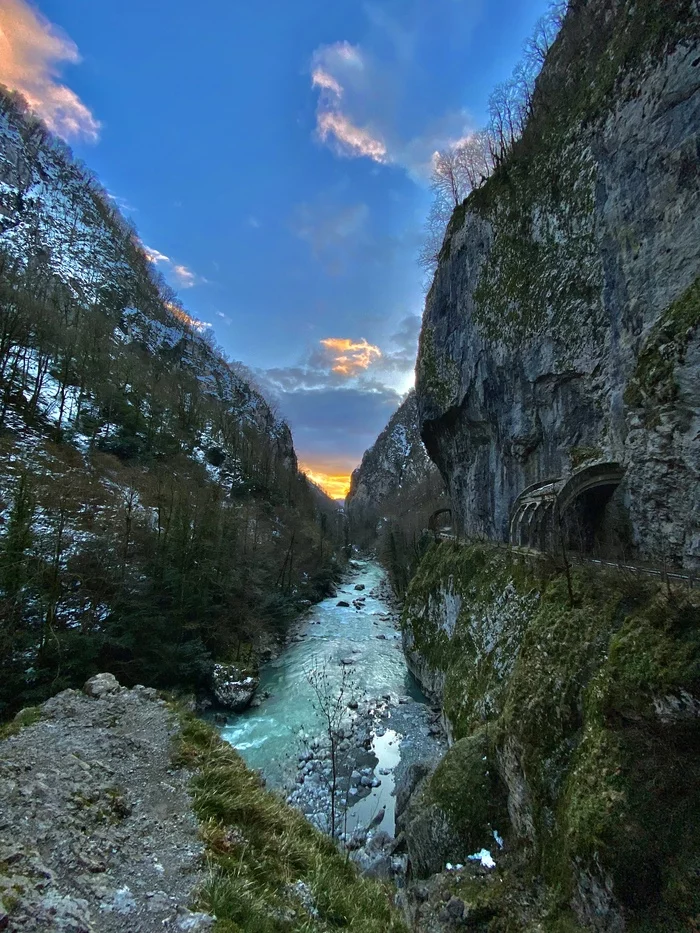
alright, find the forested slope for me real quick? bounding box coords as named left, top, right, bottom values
left=0, top=87, right=341, bottom=716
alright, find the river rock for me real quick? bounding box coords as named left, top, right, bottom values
left=354, top=584, right=366, bottom=591
left=337, top=600, right=350, bottom=608
left=211, top=663, right=259, bottom=712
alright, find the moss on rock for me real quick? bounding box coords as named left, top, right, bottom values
left=428, top=728, right=509, bottom=851
left=402, top=542, right=700, bottom=931
left=173, top=712, right=407, bottom=933
left=624, top=275, right=700, bottom=419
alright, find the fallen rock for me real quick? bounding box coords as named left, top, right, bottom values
left=83, top=672, right=120, bottom=698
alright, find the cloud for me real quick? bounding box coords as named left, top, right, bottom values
left=317, top=111, right=387, bottom=163
left=258, top=326, right=414, bottom=493
left=173, top=263, right=196, bottom=288
left=144, top=245, right=170, bottom=265
left=277, top=385, right=402, bottom=480
left=319, top=337, right=382, bottom=376
left=143, top=244, right=201, bottom=290
left=311, top=41, right=387, bottom=164
left=0, top=0, right=100, bottom=141
left=311, top=67, right=343, bottom=97
left=309, top=4, right=482, bottom=178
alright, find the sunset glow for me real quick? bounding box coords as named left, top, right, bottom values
left=300, top=463, right=352, bottom=500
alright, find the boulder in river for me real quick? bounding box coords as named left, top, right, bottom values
left=354, top=584, right=366, bottom=591
left=337, top=600, right=350, bottom=608
left=211, top=663, right=259, bottom=712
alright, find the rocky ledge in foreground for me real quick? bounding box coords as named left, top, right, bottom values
left=0, top=674, right=213, bottom=933
left=0, top=674, right=407, bottom=933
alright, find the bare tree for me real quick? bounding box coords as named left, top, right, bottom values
left=419, top=133, right=495, bottom=275
left=526, top=1, right=567, bottom=66
left=418, top=193, right=453, bottom=273
left=455, top=130, right=493, bottom=190
left=431, top=148, right=464, bottom=208
left=305, top=660, right=356, bottom=839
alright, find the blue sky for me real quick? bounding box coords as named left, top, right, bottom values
left=2, top=0, right=551, bottom=495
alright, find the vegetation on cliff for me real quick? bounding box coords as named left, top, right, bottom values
left=0, top=86, right=343, bottom=718
left=402, top=542, right=700, bottom=931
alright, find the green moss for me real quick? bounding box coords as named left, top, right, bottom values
left=569, top=447, right=603, bottom=469
left=403, top=541, right=700, bottom=932
left=624, top=276, right=700, bottom=420
left=428, top=728, right=509, bottom=850
left=468, top=142, right=600, bottom=349
left=435, top=1, right=697, bottom=353
left=415, top=326, right=459, bottom=413
left=172, top=710, right=407, bottom=933
left=0, top=706, right=42, bottom=740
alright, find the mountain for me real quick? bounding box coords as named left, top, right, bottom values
left=397, top=2, right=700, bottom=930
left=346, top=391, right=446, bottom=591
left=0, top=86, right=341, bottom=715
left=346, top=392, right=438, bottom=521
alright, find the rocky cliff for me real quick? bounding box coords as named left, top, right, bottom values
left=415, top=0, right=700, bottom=569
left=399, top=542, right=700, bottom=932
left=346, top=391, right=442, bottom=528
left=345, top=392, right=447, bottom=592
left=0, top=675, right=406, bottom=932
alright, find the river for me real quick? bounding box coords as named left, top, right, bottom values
left=218, top=559, right=444, bottom=838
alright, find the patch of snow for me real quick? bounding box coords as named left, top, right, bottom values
left=468, top=849, right=496, bottom=869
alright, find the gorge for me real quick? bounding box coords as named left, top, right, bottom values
left=1, top=0, right=699, bottom=931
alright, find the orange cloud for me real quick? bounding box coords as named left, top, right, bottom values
left=320, top=337, right=382, bottom=376
left=317, top=111, right=386, bottom=163
left=144, top=245, right=170, bottom=264
left=0, top=0, right=100, bottom=141
left=165, top=301, right=210, bottom=332
left=300, top=464, right=351, bottom=500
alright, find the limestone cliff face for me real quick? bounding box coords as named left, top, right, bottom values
left=416, top=0, right=700, bottom=569
left=346, top=391, right=441, bottom=524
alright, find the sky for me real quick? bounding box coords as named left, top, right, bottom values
left=0, top=0, right=551, bottom=498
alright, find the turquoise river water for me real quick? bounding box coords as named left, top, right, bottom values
left=219, top=559, right=430, bottom=834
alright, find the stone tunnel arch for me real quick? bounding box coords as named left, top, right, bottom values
left=509, top=462, right=626, bottom=555
left=557, top=462, right=626, bottom=554
left=429, top=508, right=453, bottom=537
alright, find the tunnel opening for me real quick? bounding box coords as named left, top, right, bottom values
left=510, top=462, right=627, bottom=558
left=562, top=482, right=623, bottom=556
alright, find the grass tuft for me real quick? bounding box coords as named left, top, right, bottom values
left=0, top=706, right=42, bottom=740
left=172, top=709, right=407, bottom=933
